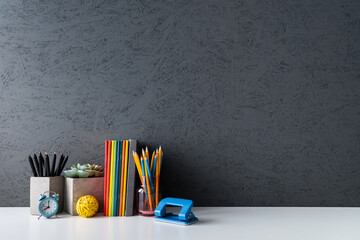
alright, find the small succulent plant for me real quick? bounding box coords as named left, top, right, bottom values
left=64, top=164, right=103, bottom=178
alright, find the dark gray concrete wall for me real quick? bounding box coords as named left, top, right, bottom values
left=0, top=0, right=359, bottom=206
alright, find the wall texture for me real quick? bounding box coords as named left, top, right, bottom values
left=0, top=0, right=359, bottom=207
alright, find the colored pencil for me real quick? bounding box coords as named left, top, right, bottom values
left=152, top=149, right=158, bottom=177
left=103, top=141, right=108, bottom=216
left=33, top=153, right=40, bottom=177
left=145, top=147, right=149, bottom=164
left=143, top=149, right=155, bottom=195
left=38, top=152, right=44, bottom=177
left=51, top=152, right=56, bottom=176
left=45, top=153, right=50, bottom=177
left=56, top=153, right=64, bottom=176
left=28, top=155, right=37, bottom=177
left=59, top=156, right=68, bottom=174
left=133, top=151, right=142, bottom=177
left=156, top=147, right=162, bottom=206
left=150, top=151, right=155, bottom=175
left=122, top=140, right=129, bottom=216
left=140, top=156, right=149, bottom=201
left=143, top=155, right=153, bottom=210
left=133, top=151, right=144, bottom=185
left=141, top=149, right=146, bottom=163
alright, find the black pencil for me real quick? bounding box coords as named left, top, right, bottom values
left=56, top=153, right=64, bottom=176
left=38, top=152, right=44, bottom=177
left=45, top=152, right=50, bottom=177
left=59, top=156, right=68, bottom=175
left=28, top=155, right=37, bottom=177
left=33, top=153, right=40, bottom=177
left=51, top=152, right=57, bottom=176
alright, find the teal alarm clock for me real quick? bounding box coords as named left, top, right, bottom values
left=38, top=191, right=59, bottom=219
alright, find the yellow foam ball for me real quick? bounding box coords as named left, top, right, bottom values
left=76, top=195, right=99, bottom=218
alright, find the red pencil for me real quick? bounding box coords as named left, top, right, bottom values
left=119, top=140, right=126, bottom=216
left=103, top=141, right=108, bottom=216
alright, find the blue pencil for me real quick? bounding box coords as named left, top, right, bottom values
left=140, top=157, right=149, bottom=201
left=144, top=156, right=155, bottom=196
left=152, top=151, right=157, bottom=177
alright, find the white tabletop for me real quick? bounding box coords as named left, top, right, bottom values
left=1, top=207, right=359, bottom=240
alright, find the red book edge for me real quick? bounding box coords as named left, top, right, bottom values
left=106, top=141, right=112, bottom=216
left=103, top=141, right=108, bottom=216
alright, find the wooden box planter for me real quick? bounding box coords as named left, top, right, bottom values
left=30, top=176, right=64, bottom=215
left=64, top=177, right=104, bottom=215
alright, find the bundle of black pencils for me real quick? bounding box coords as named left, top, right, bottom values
left=27, top=152, right=69, bottom=177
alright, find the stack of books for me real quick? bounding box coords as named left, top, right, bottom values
left=103, top=139, right=137, bottom=216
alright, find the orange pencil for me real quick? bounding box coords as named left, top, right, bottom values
left=156, top=146, right=162, bottom=206
left=150, top=151, right=155, bottom=176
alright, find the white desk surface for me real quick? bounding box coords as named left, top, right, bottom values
left=1, top=207, right=359, bottom=240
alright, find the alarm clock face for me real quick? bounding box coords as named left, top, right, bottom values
left=39, top=198, right=58, bottom=217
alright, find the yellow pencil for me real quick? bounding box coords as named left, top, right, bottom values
left=141, top=148, right=146, bottom=162
left=133, top=151, right=143, bottom=180
left=133, top=151, right=146, bottom=194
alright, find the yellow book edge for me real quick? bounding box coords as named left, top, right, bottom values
left=122, top=140, right=129, bottom=216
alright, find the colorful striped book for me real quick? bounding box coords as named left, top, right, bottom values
left=104, top=139, right=137, bottom=216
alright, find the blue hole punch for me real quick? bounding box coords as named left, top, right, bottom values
left=154, top=197, right=199, bottom=225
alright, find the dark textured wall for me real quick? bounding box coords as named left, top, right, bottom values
left=1, top=0, right=359, bottom=207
